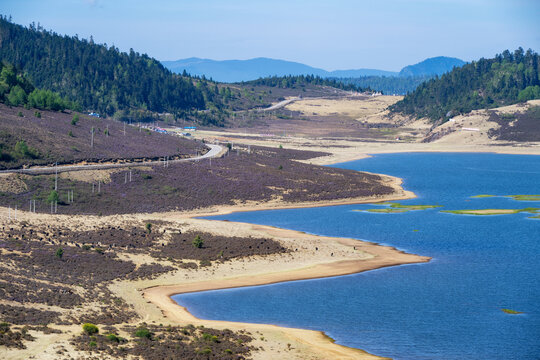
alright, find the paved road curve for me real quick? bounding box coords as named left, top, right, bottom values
left=0, top=144, right=223, bottom=175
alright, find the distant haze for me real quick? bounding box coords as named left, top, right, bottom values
left=162, top=56, right=465, bottom=83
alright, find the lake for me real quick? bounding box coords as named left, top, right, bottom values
left=173, top=153, right=540, bottom=359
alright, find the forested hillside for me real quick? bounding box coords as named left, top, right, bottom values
left=241, top=75, right=365, bottom=92
left=0, top=16, right=206, bottom=119
left=336, top=75, right=431, bottom=95
left=0, top=62, right=77, bottom=111
left=391, top=48, right=540, bottom=121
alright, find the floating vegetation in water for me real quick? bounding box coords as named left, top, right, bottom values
left=506, top=195, right=540, bottom=201
left=470, top=194, right=540, bottom=201
left=501, top=308, right=524, bottom=315
left=441, top=208, right=540, bottom=217
left=355, top=203, right=442, bottom=214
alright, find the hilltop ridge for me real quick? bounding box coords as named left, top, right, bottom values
left=162, top=56, right=464, bottom=83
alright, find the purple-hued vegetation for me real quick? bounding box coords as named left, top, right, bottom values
left=0, top=104, right=204, bottom=169
left=1, top=146, right=393, bottom=215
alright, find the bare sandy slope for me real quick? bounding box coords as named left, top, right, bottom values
left=190, top=99, right=540, bottom=166
left=285, top=95, right=401, bottom=120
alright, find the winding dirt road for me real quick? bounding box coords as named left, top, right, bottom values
left=0, top=144, right=223, bottom=175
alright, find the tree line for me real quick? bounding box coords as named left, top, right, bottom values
left=334, top=75, right=433, bottom=95
left=390, top=48, right=540, bottom=122
left=241, top=74, right=368, bottom=92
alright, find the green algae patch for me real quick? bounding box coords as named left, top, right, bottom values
left=501, top=308, right=524, bottom=315
left=470, top=194, right=540, bottom=201
left=506, top=195, right=540, bottom=201
left=442, top=208, right=540, bottom=216
left=356, top=203, right=442, bottom=214
left=364, top=208, right=410, bottom=213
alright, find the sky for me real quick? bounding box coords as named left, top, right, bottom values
left=2, top=0, right=539, bottom=71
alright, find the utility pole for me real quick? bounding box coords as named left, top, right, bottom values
left=54, top=162, right=58, bottom=190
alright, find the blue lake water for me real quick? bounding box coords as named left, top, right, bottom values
left=173, top=153, right=540, bottom=359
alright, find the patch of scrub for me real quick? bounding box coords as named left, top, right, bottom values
left=501, top=308, right=524, bottom=315
left=470, top=194, right=495, bottom=198
left=441, top=208, right=540, bottom=216
left=356, top=202, right=442, bottom=214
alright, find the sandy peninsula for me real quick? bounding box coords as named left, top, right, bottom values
left=129, top=174, right=426, bottom=360
left=1, top=169, right=427, bottom=360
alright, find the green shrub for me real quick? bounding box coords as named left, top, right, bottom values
left=89, top=341, right=97, bottom=348
left=47, top=190, right=59, bottom=204
left=55, top=248, right=64, bottom=259
left=224, top=349, right=233, bottom=354
left=82, top=323, right=99, bottom=335
left=0, top=322, right=10, bottom=334
left=141, top=173, right=152, bottom=180
left=202, top=333, right=219, bottom=342
left=106, top=334, right=121, bottom=343
left=68, top=130, right=74, bottom=137
left=518, top=85, right=540, bottom=102
left=192, top=235, right=204, bottom=248
left=34, top=111, right=41, bottom=118
left=145, top=223, right=152, bottom=233
left=17, top=111, right=23, bottom=117
left=199, top=347, right=212, bottom=354
left=14, top=140, right=39, bottom=159
left=134, top=327, right=152, bottom=339
left=71, top=114, right=79, bottom=125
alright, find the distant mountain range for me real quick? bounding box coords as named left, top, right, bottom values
left=398, top=56, right=466, bottom=77
left=162, top=56, right=465, bottom=83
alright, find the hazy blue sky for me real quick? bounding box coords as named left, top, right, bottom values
left=3, top=0, right=539, bottom=71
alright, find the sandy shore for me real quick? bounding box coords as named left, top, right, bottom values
left=143, top=227, right=429, bottom=360
left=130, top=173, right=426, bottom=360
